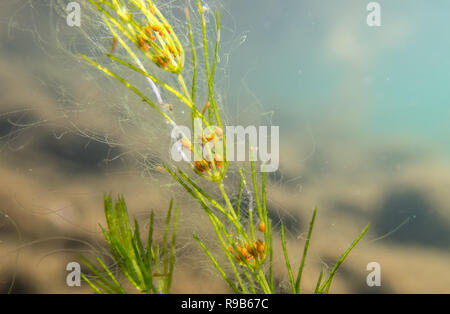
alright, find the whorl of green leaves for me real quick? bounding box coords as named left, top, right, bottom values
left=81, top=195, right=179, bottom=294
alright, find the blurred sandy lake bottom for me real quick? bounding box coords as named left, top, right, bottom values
left=1, top=61, right=448, bottom=293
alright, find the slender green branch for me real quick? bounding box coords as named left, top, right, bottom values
left=319, top=223, right=371, bottom=293
left=186, top=9, right=197, bottom=103
left=193, top=234, right=239, bottom=294
left=197, top=1, right=221, bottom=129
left=236, top=168, right=246, bottom=217
left=250, top=159, right=263, bottom=221
left=217, top=181, right=238, bottom=219
left=268, top=220, right=274, bottom=293
left=166, top=205, right=179, bottom=293
left=80, top=54, right=174, bottom=125
left=162, top=199, right=173, bottom=290
left=295, top=207, right=317, bottom=294
left=314, top=269, right=324, bottom=294
left=281, top=223, right=296, bottom=293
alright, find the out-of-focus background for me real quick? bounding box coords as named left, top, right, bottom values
left=0, top=0, right=449, bottom=293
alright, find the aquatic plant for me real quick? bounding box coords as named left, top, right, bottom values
left=81, top=196, right=178, bottom=293
left=73, top=0, right=369, bottom=294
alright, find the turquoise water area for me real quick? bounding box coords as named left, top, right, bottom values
left=226, top=0, right=450, bottom=156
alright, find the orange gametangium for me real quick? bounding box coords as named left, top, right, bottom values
left=133, top=2, right=184, bottom=73
left=229, top=240, right=266, bottom=265
left=259, top=221, right=266, bottom=233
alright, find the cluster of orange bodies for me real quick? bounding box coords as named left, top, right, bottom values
left=134, top=6, right=183, bottom=72
left=137, top=23, right=181, bottom=69
left=179, top=125, right=224, bottom=173
left=229, top=222, right=267, bottom=265
left=194, top=158, right=222, bottom=173
left=230, top=240, right=266, bottom=264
